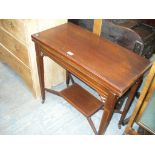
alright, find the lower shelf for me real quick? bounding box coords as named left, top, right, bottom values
left=60, top=83, right=103, bottom=117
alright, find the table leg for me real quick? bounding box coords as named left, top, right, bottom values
left=35, top=43, right=45, bottom=103
left=118, top=79, right=142, bottom=128
left=66, top=70, right=70, bottom=87
left=98, top=92, right=118, bottom=135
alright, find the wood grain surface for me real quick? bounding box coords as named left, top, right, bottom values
left=32, top=22, right=151, bottom=96
left=0, top=27, right=29, bottom=66
left=0, top=44, right=33, bottom=94
left=0, top=19, right=27, bottom=45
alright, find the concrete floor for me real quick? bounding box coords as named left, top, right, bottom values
left=0, top=61, right=139, bottom=135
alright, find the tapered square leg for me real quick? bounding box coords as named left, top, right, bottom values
left=98, top=92, right=118, bottom=135
left=35, top=43, right=45, bottom=103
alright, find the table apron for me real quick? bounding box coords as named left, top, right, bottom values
left=37, top=42, right=122, bottom=97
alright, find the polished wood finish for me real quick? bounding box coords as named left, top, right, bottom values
left=98, top=92, right=118, bottom=134
left=125, top=62, right=155, bottom=135
left=35, top=43, right=45, bottom=103
left=60, top=83, right=103, bottom=117
left=68, top=20, right=151, bottom=126
left=46, top=82, right=103, bottom=135
left=92, top=19, right=136, bottom=127
left=92, top=19, right=142, bottom=127
left=118, top=78, right=142, bottom=128
left=32, top=23, right=151, bottom=134
left=32, top=23, right=150, bottom=96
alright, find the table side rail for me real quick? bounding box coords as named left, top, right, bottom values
left=32, top=40, right=121, bottom=97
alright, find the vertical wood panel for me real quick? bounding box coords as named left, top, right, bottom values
left=125, top=62, right=155, bottom=134
left=0, top=19, right=67, bottom=98
left=93, top=19, right=102, bottom=36
left=24, top=20, right=67, bottom=98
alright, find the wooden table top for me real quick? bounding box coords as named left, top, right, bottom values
left=32, top=22, right=151, bottom=96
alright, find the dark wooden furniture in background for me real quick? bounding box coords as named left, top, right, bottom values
left=32, top=22, right=151, bottom=134
left=69, top=19, right=155, bottom=59
left=118, top=20, right=155, bottom=59
left=125, top=62, right=155, bottom=135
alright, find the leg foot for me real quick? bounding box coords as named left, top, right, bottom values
left=41, top=99, right=45, bottom=104
left=118, top=124, right=121, bottom=129
left=87, top=117, right=98, bottom=135
left=118, top=79, right=142, bottom=128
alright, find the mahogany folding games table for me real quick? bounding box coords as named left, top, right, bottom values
left=32, top=23, right=151, bottom=135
